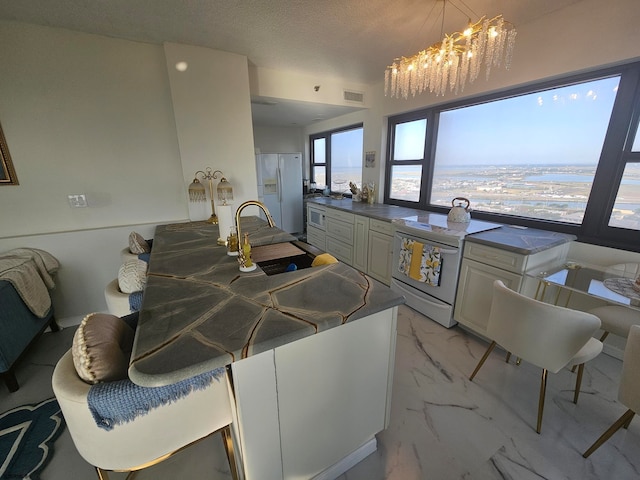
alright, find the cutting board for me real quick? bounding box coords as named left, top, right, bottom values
left=251, top=242, right=306, bottom=263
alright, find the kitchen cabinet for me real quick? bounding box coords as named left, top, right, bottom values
left=367, top=219, right=394, bottom=285
left=306, top=203, right=326, bottom=251
left=454, top=241, right=570, bottom=337
left=306, top=225, right=326, bottom=251
left=353, top=215, right=369, bottom=273
left=325, top=208, right=355, bottom=264
left=306, top=204, right=395, bottom=283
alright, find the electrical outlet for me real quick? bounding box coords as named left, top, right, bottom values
left=68, top=194, right=88, bottom=208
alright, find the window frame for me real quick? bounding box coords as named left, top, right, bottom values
left=384, top=61, right=640, bottom=253
left=310, top=123, right=363, bottom=195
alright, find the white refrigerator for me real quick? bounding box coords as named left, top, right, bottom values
left=256, top=153, right=304, bottom=234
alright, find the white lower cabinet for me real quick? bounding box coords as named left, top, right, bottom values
left=367, top=230, right=393, bottom=285
left=454, top=258, right=522, bottom=336
left=325, top=209, right=355, bottom=264
left=454, top=241, right=570, bottom=337
left=306, top=205, right=395, bottom=284
left=230, top=308, right=398, bottom=480
left=353, top=215, right=369, bottom=273
left=306, top=225, right=326, bottom=251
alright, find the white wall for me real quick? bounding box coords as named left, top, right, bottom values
left=0, top=22, right=258, bottom=322
left=164, top=43, right=259, bottom=221
left=0, top=22, right=186, bottom=236
left=253, top=126, right=305, bottom=155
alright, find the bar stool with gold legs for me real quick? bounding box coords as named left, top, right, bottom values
left=583, top=324, right=640, bottom=458
left=53, top=343, right=239, bottom=479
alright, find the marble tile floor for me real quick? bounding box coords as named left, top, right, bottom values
left=2, top=304, right=638, bottom=480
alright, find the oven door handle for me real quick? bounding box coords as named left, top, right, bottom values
left=438, top=248, right=459, bottom=255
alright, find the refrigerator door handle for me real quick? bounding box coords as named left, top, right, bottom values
left=277, top=167, right=282, bottom=202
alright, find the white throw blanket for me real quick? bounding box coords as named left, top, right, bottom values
left=0, top=248, right=60, bottom=318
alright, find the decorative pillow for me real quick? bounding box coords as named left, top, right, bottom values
left=72, top=313, right=135, bottom=384
left=118, top=259, right=148, bottom=294
left=128, top=231, right=150, bottom=254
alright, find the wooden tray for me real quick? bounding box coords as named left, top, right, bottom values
left=251, top=242, right=306, bottom=263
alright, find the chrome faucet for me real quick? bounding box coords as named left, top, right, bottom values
left=235, top=200, right=276, bottom=250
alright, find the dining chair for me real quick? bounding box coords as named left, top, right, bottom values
left=469, top=280, right=603, bottom=434
left=588, top=262, right=640, bottom=341
left=52, top=349, right=239, bottom=479
left=583, top=324, right=640, bottom=457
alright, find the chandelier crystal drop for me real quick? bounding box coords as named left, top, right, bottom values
left=385, top=14, right=517, bottom=99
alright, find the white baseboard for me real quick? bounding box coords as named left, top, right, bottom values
left=312, top=437, right=377, bottom=480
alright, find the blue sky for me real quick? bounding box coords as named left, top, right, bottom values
left=396, top=76, right=621, bottom=166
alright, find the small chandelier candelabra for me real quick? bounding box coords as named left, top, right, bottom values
left=188, top=167, right=233, bottom=225
left=385, top=11, right=517, bottom=99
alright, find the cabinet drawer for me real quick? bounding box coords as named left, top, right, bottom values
left=369, top=218, right=393, bottom=236
left=306, top=226, right=326, bottom=251
left=326, top=218, right=354, bottom=244
left=326, top=237, right=353, bottom=264
left=463, top=242, right=526, bottom=273
left=325, top=208, right=354, bottom=224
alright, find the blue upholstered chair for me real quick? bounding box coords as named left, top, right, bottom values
left=0, top=280, right=59, bottom=392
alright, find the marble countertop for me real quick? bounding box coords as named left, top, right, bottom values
left=128, top=216, right=404, bottom=387
left=307, top=197, right=575, bottom=255
left=307, top=197, right=423, bottom=222
left=465, top=225, right=576, bottom=255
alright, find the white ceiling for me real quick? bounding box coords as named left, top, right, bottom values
left=0, top=0, right=583, bottom=127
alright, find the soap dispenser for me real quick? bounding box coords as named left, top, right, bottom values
left=238, top=232, right=256, bottom=272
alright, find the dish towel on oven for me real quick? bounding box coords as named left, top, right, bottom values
left=397, top=237, right=442, bottom=286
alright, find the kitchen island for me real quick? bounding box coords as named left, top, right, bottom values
left=129, top=216, right=404, bottom=480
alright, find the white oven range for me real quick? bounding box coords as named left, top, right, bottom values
left=391, top=213, right=502, bottom=328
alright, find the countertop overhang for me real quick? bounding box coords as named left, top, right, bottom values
left=128, top=216, right=404, bottom=387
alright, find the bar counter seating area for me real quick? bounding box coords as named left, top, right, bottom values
left=2, top=2, right=640, bottom=479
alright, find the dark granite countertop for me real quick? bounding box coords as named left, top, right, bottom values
left=128, top=216, right=404, bottom=387
left=307, top=197, right=423, bottom=222
left=465, top=225, right=576, bottom=255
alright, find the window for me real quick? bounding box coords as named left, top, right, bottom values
left=388, top=118, right=426, bottom=202
left=311, top=125, right=363, bottom=194
left=385, top=62, right=640, bottom=252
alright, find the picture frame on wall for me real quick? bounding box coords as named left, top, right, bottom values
left=365, top=151, right=375, bottom=168
left=0, top=121, right=19, bottom=185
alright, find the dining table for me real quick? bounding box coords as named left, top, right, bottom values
left=127, top=215, right=405, bottom=480
left=530, top=262, right=640, bottom=310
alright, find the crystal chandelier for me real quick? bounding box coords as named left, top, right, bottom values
left=385, top=11, right=517, bottom=99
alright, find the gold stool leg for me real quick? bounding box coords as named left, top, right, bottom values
left=583, top=409, right=635, bottom=458
left=221, top=425, right=240, bottom=480
left=470, top=341, right=497, bottom=381
left=96, top=468, right=110, bottom=480
left=573, top=363, right=585, bottom=404
left=623, top=411, right=635, bottom=429
left=536, top=369, right=548, bottom=434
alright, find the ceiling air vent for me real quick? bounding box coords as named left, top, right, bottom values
left=343, top=90, right=364, bottom=104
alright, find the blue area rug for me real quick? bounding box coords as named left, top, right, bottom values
left=0, top=398, right=65, bottom=479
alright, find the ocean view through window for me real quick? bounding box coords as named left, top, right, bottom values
left=311, top=124, right=363, bottom=195
left=432, top=76, right=619, bottom=224
left=385, top=62, right=640, bottom=251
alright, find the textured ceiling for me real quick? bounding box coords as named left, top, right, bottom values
left=0, top=0, right=583, bottom=126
